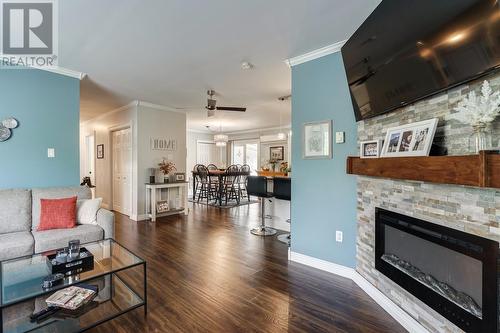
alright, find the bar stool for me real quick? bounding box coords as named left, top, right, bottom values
left=273, top=177, right=291, bottom=245
left=247, top=176, right=276, bottom=236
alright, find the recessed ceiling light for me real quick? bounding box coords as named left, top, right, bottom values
left=241, top=61, right=254, bottom=70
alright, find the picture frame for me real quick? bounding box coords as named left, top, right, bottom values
left=174, top=172, right=186, bottom=182
left=156, top=200, right=169, bottom=213
left=269, top=146, right=284, bottom=161
left=360, top=140, right=383, bottom=158
left=381, top=118, right=438, bottom=157
left=96, top=144, right=104, bottom=159
left=303, top=120, right=332, bottom=159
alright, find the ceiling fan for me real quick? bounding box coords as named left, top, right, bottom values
left=205, top=90, right=246, bottom=117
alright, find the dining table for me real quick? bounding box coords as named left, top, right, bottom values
left=192, top=169, right=250, bottom=206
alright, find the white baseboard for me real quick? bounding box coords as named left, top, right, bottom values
left=130, top=214, right=149, bottom=221
left=289, top=251, right=428, bottom=333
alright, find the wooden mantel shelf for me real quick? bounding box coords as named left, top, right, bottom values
left=346, top=151, right=500, bottom=189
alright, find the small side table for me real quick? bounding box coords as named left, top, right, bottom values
left=145, top=182, right=189, bottom=222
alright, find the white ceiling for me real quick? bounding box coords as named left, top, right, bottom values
left=59, top=0, right=380, bottom=131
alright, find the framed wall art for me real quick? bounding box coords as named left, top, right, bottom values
left=270, top=146, right=284, bottom=161
left=97, top=144, right=104, bottom=159
left=303, top=120, right=332, bottom=159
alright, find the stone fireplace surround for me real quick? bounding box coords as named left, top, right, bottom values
left=356, top=71, right=500, bottom=333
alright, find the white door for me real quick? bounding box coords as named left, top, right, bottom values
left=112, top=128, right=132, bottom=216
left=84, top=134, right=95, bottom=185
left=196, top=141, right=225, bottom=167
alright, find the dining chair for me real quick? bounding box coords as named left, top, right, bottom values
left=192, top=164, right=201, bottom=201
left=206, top=164, right=220, bottom=184
left=222, top=165, right=240, bottom=205
left=196, top=165, right=217, bottom=204
left=238, top=164, right=251, bottom=202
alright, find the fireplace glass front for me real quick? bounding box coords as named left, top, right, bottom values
left=375, top=208, right=498, bottom=332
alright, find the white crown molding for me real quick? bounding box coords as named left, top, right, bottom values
left=137, top=101, right=186, bottom=114
left=285, top=40, right=347, bottom=67
left=80, top=101, right=138, bottom=126
left=188, top=128, right=213, bottom=134
left=188, top=125, right=292, bottom=136
left=0, top=57, right=86, bottom=80
left=224, top=125, right=291, bottom=135
left=41, top=66, right=86, bottom=80
left=289, top=251, right=429, bottom=333
left=81, top=100, right=188, bottom=127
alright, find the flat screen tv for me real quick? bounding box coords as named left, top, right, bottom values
left=342, top=0, right=500, bottom=121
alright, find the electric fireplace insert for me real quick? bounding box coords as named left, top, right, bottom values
left=375, top=208, right=499, bottom=332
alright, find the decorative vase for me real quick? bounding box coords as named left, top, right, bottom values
left=169, top=173, right=176, bottom=183
left=163, top=174, right=170, bottom=183
left=468, top=123, right=492, bottom=154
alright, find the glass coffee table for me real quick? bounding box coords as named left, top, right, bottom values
left=0, top=239, right=147, bottom=333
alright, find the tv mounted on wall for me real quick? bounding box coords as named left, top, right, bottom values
left=342, top=0, right=500, bottom=121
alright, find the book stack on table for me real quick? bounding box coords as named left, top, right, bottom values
left=30, top=285, right=98, bottom=323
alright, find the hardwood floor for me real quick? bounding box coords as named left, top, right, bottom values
left=90, top=203, right=406, bottom=333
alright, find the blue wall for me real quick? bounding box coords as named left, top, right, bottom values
left=0, top=69, right=80, bottom=188
left=291, top=52, right=358, bottom=268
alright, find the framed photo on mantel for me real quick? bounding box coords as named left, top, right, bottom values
left=303, top=120, right=332, bottom=159
left=381, top=118, right=438, bottom=157
left=360, top=140, right=382, bottom=158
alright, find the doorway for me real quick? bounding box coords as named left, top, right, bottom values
left=112, top=127, right=132, bottom=216
left=84, top=133, right=95, bottom=185
left=232, top=139, right=259, bottom=173
left=196, top=141, right=226, bottom=167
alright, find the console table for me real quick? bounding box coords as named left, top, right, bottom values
left=145, top=182, right=188, bottom=222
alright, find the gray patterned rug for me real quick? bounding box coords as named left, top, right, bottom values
left=189, top=197, right=259, bottom=208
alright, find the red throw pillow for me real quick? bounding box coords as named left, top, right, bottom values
left=38, top=196, right=77, bottom=231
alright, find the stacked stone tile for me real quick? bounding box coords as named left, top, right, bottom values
left=356, top=72, right=500, bottom=333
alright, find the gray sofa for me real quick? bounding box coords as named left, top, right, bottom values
left=0, top=186, right=114, bottom=261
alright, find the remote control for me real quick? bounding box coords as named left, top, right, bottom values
left=30, top=306, right=60, bottom=322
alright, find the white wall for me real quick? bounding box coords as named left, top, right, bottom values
left=136, top=104, right=187, bottom=216
left=80, top=101, right=187, bottom=221
left=80, top=103, right=137, bottom=211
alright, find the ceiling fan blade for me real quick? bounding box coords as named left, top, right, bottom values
left=216, top=106, right=246, bottom=112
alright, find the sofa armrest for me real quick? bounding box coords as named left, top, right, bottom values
left=96, top=208, right=115, bottom=240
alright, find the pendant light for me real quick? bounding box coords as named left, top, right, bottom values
left=214, top=123, right=228, bottom=147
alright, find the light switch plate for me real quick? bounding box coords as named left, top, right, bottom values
left=336, top=231, right=343, bottom=243
left=335, top=131, right=345, bottom=143
left=47, top=148, right=55, bottom=158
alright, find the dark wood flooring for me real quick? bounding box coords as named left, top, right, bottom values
left=90, top=203, right=406, bottom=333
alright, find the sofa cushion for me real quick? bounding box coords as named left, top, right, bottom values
left=31, top=186, right=91, bottom=231
left=77, top=198, right=102, bottom=225
left=38, top=196, right=77, bottom=231
left=0, top=189, right=31, bottom=233
left=32, top=224, right=103, bottom=253
left=0, top=231, right=34, bottom=261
